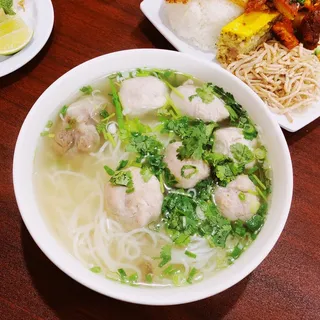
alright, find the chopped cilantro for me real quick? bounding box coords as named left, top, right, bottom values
left=110, top=170, right=134, bottom=193
left=211, top=86, right=258, bottom=140
left=162, top=117, right=218, bottom=160
left=230, top=143, right=254, bottom=165
left=232, top=220, right=247, bottom=237
left=188, top=83, right=216, bottom=104
left=80, top=85, right=93, bottom=95
left=162, top=193, right=232, bottom=247
left=157, top=245, right=172, bottom=268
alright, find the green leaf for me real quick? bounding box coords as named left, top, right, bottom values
left=80, top=85, right=93, bottom=95
left=230, top=143, right=254, bottom=165
left=188, top=83, right=216, bottom=104
left=162, top=117, right=217, bottom=160
left=232, top=220, right=247, bottom=237
left=158, top=245, right=172, bottom=268
left=110, top=170, right=134, bottom=193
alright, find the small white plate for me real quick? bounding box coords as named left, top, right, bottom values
left=0, top=0, right=54, bottom=77
left=140, top=0, right=320, bottom=132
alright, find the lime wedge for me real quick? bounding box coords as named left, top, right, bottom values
left=0, top=16, right=33, bottom=55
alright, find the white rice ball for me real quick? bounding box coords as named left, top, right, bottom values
left=163, top=0, right=243, bottom=52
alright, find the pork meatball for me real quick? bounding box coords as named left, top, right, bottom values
left=75, top=123, right=100, bottom=153
left=214, top=127, right=257, bottom=160
left=170, top=80, right=229, bottom=123
left=66, top=95, right=108, bottom=123
left=104, top=167, right=163, bottom=230
left=119, top=76, right=169, bottom=117
left=215, top=175, right=260, bottom=221
left=164, top=142, right=210, bottom=189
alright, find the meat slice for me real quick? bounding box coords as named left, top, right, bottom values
left=299, top=8, right=320, bottom=50
left=273, top=18, right=299, bottom=49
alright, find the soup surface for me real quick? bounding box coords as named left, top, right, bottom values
left=34, top=68, right=271, bottom=287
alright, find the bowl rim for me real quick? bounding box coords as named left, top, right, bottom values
left=13, top=49, right=293, bottom=305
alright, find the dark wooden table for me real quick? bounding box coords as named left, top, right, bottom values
left=0, top=1, right=319, bottom=319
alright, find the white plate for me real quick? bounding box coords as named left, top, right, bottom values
left=0, top=0, right=54, bottom=77
left=140, top=0, right=320, bottom=132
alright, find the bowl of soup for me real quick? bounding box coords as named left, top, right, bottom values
left=13, top=49, right=293, bottom=305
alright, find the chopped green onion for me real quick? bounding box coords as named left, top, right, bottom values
left=185, top=250, right=197, bottom=259
left=230, top=245, right=242, bottom=259
left=104, top=165, right=115, bottom=176
left=246, top=215, right=264, bottom=232
left=251, top=174, right=266, bottom=190
left=118, top=268, right=127, bottom=282
left=163, top=265, right=179, bottom=276
left=103, top=131, right=116, bottom=147
left=187, top=267, right=198, bottom=284
left=181, top=165, right=198, bottom=179
left=128, top=273, right=138, bottom=283
left=110, top=78, right=125, bottom=132
left=60, top=105, right=68, bottom=116
left=116, top=160, right=129, bottom=171
left=100, top=109, right=109, bottom=119
left=238, top=192, right=246, bottom=201
left=46, top=120, right=53, bottom=128
left=102, top=112, right=115, bottom=122
left=255, top=186, right=268, bottom=201
left=254, top=147, right=267, bottom=160
left=90, top=266, right=102, bottom=273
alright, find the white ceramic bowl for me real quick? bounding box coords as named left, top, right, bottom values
left=13, top=49, right=293, bottom=305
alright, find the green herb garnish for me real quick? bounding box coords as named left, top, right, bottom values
left=80, top=85, right=93, bottom=95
